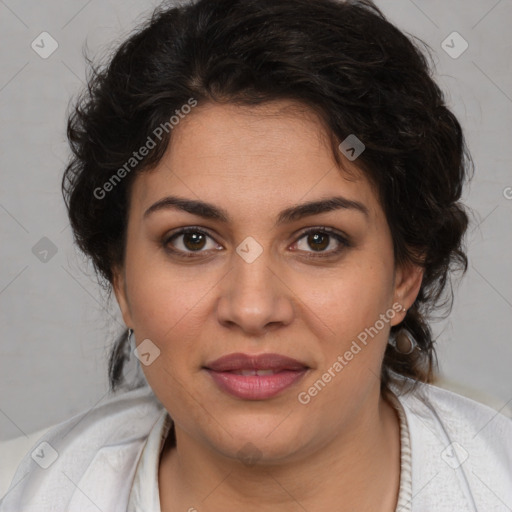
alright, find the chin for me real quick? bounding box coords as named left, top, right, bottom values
left=201, top=412, right=313, bottom=466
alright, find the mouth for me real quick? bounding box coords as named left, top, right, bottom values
left=203, top=352, right=309, bottom=400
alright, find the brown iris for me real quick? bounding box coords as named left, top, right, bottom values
left=307, top=232, right=329, bottom=251
left=183, top=232, right=207, bottom=251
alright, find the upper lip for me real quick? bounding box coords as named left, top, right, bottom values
left=204, top=352, right=309, bottom=372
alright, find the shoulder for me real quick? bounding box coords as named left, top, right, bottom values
left=391, top=378, right=512, bottom=510
left=0, top=427, right=52, bottom=499
left=399, top=379, right=512, bottom=437
left=0, top=385, right=164, bottom=510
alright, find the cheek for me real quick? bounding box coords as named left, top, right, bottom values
left=128, top=276, right=209, bottom=352
left=122, top=257, right=214, bottom=399
left=124, top=261, right=209, bottom=412
left=302, top=259, right=394, bottom=342
left=123, top=238, right=207, bottom=335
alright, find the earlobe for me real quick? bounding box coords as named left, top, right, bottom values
left=112, top=266, right=133, bottom=327
left=392, top=262, right=424, bottom=324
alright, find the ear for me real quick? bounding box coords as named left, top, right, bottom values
left=390, top=261, right=424, bottom=327
left=112, top=265, right=133, bottom=328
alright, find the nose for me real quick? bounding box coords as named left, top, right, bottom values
left=215, top=246, right=295, bottom=337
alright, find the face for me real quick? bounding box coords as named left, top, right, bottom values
left=113, top=100, right=423, bottom=464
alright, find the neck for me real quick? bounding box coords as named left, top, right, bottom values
left=159, top=389, right=401, bottom=512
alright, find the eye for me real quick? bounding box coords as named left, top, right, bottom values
left=292, top=227, right=350, bottom=257
left=162, top=226, right=350, bottom=259
left=163, top=227, right=221, bottom=257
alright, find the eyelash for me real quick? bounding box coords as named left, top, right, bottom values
left=162, top=226, right=351, bottom=259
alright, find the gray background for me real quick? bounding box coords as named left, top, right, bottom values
left=1, top=0, right=511, bottom=441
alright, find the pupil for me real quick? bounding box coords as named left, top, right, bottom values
left=308, top=233, right=328, bottom=251
left=184, top=232, right=205, bottom=251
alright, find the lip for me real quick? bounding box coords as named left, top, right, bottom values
left=204, top=352, right=308, bottom=372
left=203, top=352, right=309, bottom=400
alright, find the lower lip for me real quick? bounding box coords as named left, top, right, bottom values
left=205, top=369, right=308, bottom=400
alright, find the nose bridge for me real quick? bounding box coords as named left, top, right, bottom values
left=216, top=236, right=294, bottom=333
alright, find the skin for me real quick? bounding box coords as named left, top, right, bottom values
left=113, top=100, right=424, bottom=512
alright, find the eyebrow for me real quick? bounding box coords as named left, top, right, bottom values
left=143, top=194, right=369, bottom=225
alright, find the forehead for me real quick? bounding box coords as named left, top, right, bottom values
left=130, top=100, right=380, bottom=221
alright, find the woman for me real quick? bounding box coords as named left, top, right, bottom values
left=1, top=0, right=511, bottom=510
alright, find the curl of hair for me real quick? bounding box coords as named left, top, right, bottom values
left=62, top=0, right=473, bottom=393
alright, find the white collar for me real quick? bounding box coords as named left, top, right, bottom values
left=2, top=379, right=512, bottom=512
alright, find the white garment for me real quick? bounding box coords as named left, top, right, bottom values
left=1, top=378, right=511, bottom=511
left=127, top=408, right=171, bottom=512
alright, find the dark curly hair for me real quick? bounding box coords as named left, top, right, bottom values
left=62, top=0, right=473, bottom=394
